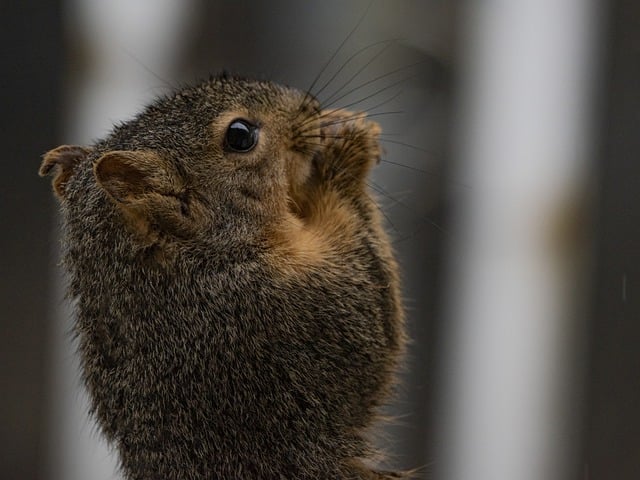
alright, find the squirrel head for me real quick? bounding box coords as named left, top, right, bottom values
left=40, top=74, right=403, bottom=479
left=41, top=76, right=379, bottom=262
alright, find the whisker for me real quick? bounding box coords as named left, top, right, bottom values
left=380, top=159, right=435, bottom=175
left=295, top=68, right=417, bottom=135
left=321, top=39, right=397, bottom=106
left=296, top=87, right=404, bottom=136
left=320, top=59, right=428, bottom=110
left=295, top=111, right=404, bottom=140
left=300, top=135, right=470, bottom=191
left=314, top=39, right=397, bottom=102
left=294, top=139, right=326, bottom=157
left=296, top=145, right=448, bottom=240
left=321, top=111, right=404, bottom=128
left=293, top=0, right=375, bottom=123
left=307, top=0, right=374, bottom=98
left=365, top=182, right=402, bottom=237
left=122, top=47, right=175, bottom=91
left=378, top=139, right=434, bottom=154
left=296, top=139, right=324, bottom=146
left=368, top=181, right=448, bottom=236
left=334, top=87, right=405, bottom=117
left=299, top=134, right=349, bottom=139
left=298, top=111, right=404, bottom=135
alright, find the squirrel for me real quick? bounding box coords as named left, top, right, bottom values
left=40, top=74, right=407, bottom=479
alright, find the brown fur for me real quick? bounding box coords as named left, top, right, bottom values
left=39, top=144, right=92, bottom=198
left=40, top=75, right=406, bottom=479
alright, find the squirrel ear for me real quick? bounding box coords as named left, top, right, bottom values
left=93, top=150, right=179, bottom=204
left=94, top=150, right=194, bottom=240
left=39, top=145, right=91, bottom=199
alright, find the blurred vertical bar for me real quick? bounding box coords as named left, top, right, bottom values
left=583, top=0, right=640, bottom=477
left=439, top=2, right=600, bottom=480
left=0, top=2, right=62, bottom=480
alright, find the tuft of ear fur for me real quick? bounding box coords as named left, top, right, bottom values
left=94, top=150, right=197, bottom=242
left=39, top=145, right=92, bottom=199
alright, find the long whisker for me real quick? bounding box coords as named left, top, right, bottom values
left=314, top=39, right=397, bottom=102
left=295, top=67, right=418, bottom=135
left=301, top=135, right=471, bottom=191
left=379, top=158, right=437, bottom=175
left=296, top=147, right=448, bottom=239
left=320, top=59, right=427, bottom=110
left=381, top=152, right=446, bottom=178
left=122, top=47, right=175, bottom=91
left=378, top=138, right=434, bottom=153
left=324, top=77, right=409, bottom=117
left=321, top=111, right=404, bottom=129
left=296, top=90, right=404, bottom=136
left=297, top=111, right=403, bottom=137
left=368, top=181, right=448, bottom=235
left=365, top=181, right=402, bottom=237
left=321, top=39, right=397, bottom=105
left=307, top=0, right=374, bottom=97
left=293, top=0, right=375, bottom=123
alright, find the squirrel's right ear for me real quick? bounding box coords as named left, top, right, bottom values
left=39, top=145, right=91, bottom=200
left=93, top=150, right=177, bottom=205
left=94, top=150, right=196, bottom=240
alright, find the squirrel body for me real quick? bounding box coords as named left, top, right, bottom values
left=41, top=75, right=406, bottom=479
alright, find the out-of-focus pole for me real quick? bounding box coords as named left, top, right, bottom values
left=439, top=2, right=600, bottom=480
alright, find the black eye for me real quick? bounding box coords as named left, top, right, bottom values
left=224, top=119, right=259, bottom=152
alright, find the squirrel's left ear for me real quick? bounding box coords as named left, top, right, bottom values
left=39, top=145, right=91, bottom=200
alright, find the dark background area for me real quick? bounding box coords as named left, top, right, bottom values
left=582, top=0, right=640, bottom=478
left=0, top=1, right=63, bottom=479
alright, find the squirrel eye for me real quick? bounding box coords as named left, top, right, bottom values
left=224, top=119, right=259, bottom=152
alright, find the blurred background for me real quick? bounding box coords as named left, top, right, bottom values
left=1, top=0, right=639, bottom=479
